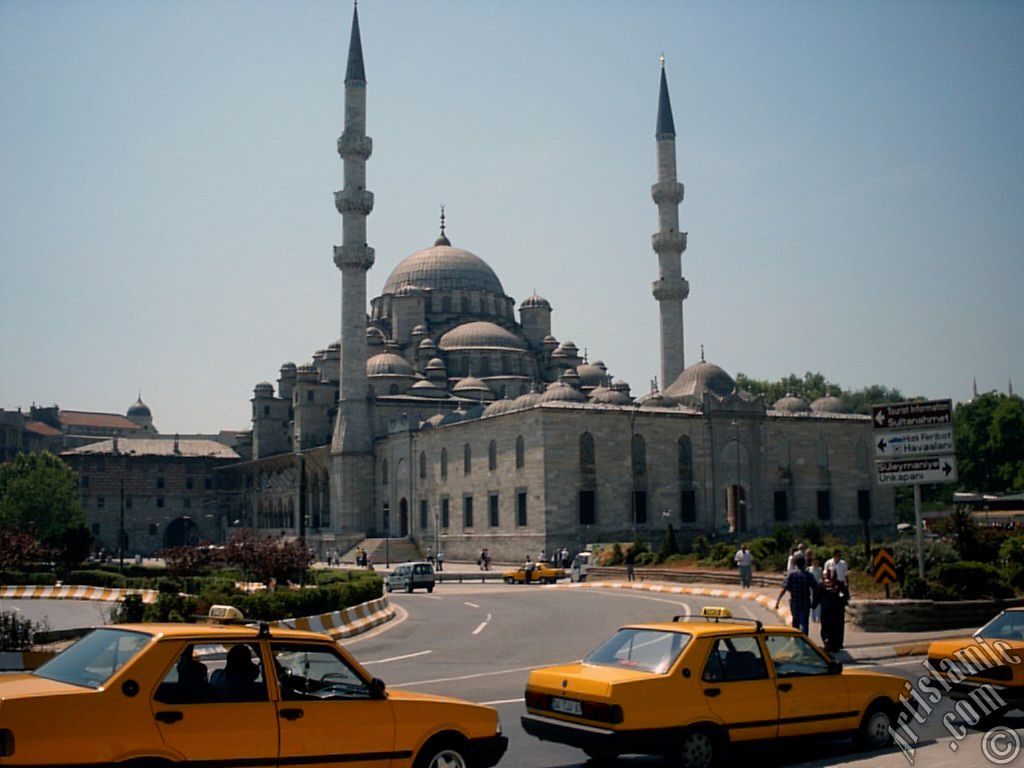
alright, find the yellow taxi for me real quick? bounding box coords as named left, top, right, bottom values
left=926, top=606, right=1024, bottom=727
left=522, top=607, right=907, bottom=767
left=502, top=563, right=565, bottom=584
left=0, top=618, right=506, bottom=768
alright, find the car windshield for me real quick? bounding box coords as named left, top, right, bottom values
left=33, top=628, right=151, bottom=689
left=584, top=629, right=691, bottom=674
left=976, top=611, right=1024, bottom=641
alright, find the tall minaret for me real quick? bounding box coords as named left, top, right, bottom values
left=651, top=57, right=689, bottom=389
left=331, top=3, right=375, bottom=531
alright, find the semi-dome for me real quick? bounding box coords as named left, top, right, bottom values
left=367, top=353, right=416, bottom=377
left=588, top=386, right=633, bottom=405
left=639, top=390, right=668, bottom=409
left=520, top=293, right=551, bottom=310
left=512, top=390, right=543, bottom=410
left=576, top=363, right=609, bottom=389
left=439, top=321, right=529, bottom=352
left=810, top=393, right=851, bottom=414
left=410, top=379, right=447, bottom=398
left=127, top=397, right=151, bottom=418
left=483, top=396, right=516, bottom=418
left=773, top=394, right=811, bottom=413
left=382, top=243, right=505, bottom=295
left=664, top=359, right=737, bottom=405
left=539, top=381, right=587, bottom=403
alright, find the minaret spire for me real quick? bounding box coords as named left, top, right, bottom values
left=651, top=58, right=689, bottom=390
left=345, top=2, right=366, bottom=84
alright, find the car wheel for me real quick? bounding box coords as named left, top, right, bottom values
left=414, top=738, right=469, bottom=768
left=583, top=747, right=619, bottom=765
left=406, top=582, right=414, bottom=593
left=672, top=729, right=715, bottom=768
left=386, top=584, right=393, bottom=593
left=856, top=702, right=894, bottom=750
left=504, top=577, right=514, bottom=584
left=972, top=704, right=1010, bottom=730
left=427, top=585, right=434, bottom=593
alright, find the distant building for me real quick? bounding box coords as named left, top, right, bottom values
left=62, top=436, right=239, bottom=555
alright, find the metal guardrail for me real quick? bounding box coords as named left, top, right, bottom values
left=588, top=566, right=784, bottom=588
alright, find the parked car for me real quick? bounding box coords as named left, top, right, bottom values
left=503, top=563, right=565, bottom=584
left=926, top=606, right=1024, bottom=727
left=522, top=606, right=907, bottom=767
left=570, top=551, right=594, bottom=582
left=386, top=561, right=436, bottom=593
left=0, top=620, right=506, bottom=767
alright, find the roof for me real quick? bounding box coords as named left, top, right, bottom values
left=663, top=360, right=737, bottom=404
left=345, top=4, right=366, bottom=84
left=24, top=420, right=61, bottom=436
left=627, top=619, right=788, bottom=637
left=111, top=623, right=329, bottom=641
left=58, top=410, right=141, bottom=430
left=656, top=64, right=676, bottom=138
left=439, top=321, right=528, bottom=352
left=382, top=244, right=505, bottom=295
left=63, top=438, right=240, bottom=460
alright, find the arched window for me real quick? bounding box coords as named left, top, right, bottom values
left=419, top=451, right=427, bottom=479
left=632, top=434, right=647, bottom=477
left=488, top=440, right=497, bottom=471
left=677, top=436, right=693, bottom=483
left=388, top=383, right=399, bottom=395
left=816, top=436, right=829, bottom=469
left=440, top=448, right=448, bottom=481
left=515, top=435, right=525, bottom=469
left=464, top=443, right=472, bottom=474
left=580, top=432, right=595, bottom=471
left=480, top=356, right=491, bottom=377
left=500, top=354, right=509, bottom=374
left=382, top=458, right=389, bottom=485
left=461, top=296, right=470, bottom=314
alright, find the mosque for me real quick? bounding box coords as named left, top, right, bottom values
left=224, top=6, right=895, bottom=561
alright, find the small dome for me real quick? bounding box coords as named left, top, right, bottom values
left=542, top=335, right=559, bottom=350
left=367, top=353, right=416, bottom=377
left=639, top=390, right=668, bottom=409
left=512, top=390, right=543, bottom=410
left=127, top=397, right=151, bottom=418
left=611, top=379, right=631, bottom=394
left=426, top=357, right=447, bottom=371
left=576, top=363, right=609, bottom=389
left=410, top=379, right=448, bottom=398
left=439, top=321, right=529, bottom=352
left=366, top=327, right=386, bottom=345
left=559, top=369, right=581, bottom=387
left=589, top=386, right=633, bottom=405
left=539, top=381, right=587, bottom=403
left=552, top=341, right=578, bottom=358
left=664, top=360, right=737, bottom=405
left=280, top=361, right=297, bottom=371
left=296, top=364, right=319, bottom=380
left=412, top=324, right=428, bottom=336
left=254, top=381, right=275, bottom=396
left=453, top=375, right=495, bottom=401
left=773, top=394, right=811, bottom=413
left=382, top=243, right=505, bottom=295
left=423, top=413, right=446, bottom=428
left=810, top=393, right=851, bottom=414
left=483, top=395, right=516, bottom=418
left=393, top=285, right=426, bottom=298
left=520, top=293, right=551, bottom=310
left=439, top=408, right=468, bottom=427
left=418, top=337, right=437, bottom=351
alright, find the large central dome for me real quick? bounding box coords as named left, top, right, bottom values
left=382, top=243, right=505, bottom=295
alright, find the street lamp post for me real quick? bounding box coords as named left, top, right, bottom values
left=118, top=476, right=125, bottom=574
left=730, top=419, right=741, bottom=534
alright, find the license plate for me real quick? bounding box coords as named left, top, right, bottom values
left=551, top=697, right=582, bottom=716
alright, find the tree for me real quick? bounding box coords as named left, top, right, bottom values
left=734, top=372, right=906, bottom=415
left=0, top=452, right=85, bottom=544
left=954, top=393, right=1024, bottom=493
left=223, top=530, right=312, bottom=584
left=659, top=524, right=680, bottom=562
left=0, top=528, right=42, bottom=572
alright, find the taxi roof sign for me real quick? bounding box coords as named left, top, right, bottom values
left=207, top=604, right=245, bottom=623
left=701, top=606, right=732, bottom=619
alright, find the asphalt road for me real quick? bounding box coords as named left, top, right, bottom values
left=0, top=597, right=112, bottom=632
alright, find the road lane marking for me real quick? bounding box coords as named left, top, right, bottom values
left=472, top=613, right=492, bottom=635
left=362, top=650, right=433, bottom=665
left=860, top=658, right=928, bottom=669
left=465, top=602, right=480, bottom=608
left=480, top=698, right=524, bottom=706
left=389, top=663, right=561, bottom=688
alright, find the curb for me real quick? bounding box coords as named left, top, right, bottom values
left=558, top=580, right=793, bottom=626
left=0, top=584, right=159, bottom=604
left=892, top=641, right=930, bottom=657
left=272, top=596, right=395, bottom=640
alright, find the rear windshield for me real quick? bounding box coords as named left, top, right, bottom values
left=977, top=611, right=1024, bottom=641
left=584, top=629, right=692, bottom=674
left=413, top=565, right=433, bottom=575
left=34, top=628, right=150, bottom=689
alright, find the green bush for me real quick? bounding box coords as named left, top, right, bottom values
left=999, top=536, right=1024, bottom=568
left=635, top=552, right=658, bottom=566
left=703, top=542, right=734, bottom=567
left=314, top=570, right=355, bottom=586
left=892, top=538, right=958, bottom=578
left=935, top=561, right=1013, bottom=600
left=772, top=525, right=794, bottom=554
left=0, top=609, right=39, bottom=651
left=112, top=593, right=146, bottom=623
left=662, top=554, right=689, bottom=565
left=795, top=521, right=824, bottom=546
left=746, top=537, right=786, bottom=572
left=0, top=571, right=58, bottom=585
left=143, top=592, right=198, bottom=623
left=67, top=569, right=128, bottom=588
left=233, top=579, right=383, bottom=622
left=658, top=525, right=680, bottom=562
left=607, top=542, right=624, bottom=566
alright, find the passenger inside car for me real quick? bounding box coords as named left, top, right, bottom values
left=210, top=644, right=266, bottom=701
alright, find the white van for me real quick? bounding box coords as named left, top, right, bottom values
left=569, top=551, right=594, bottom=583
left=386, top=561, right=436, bottom=593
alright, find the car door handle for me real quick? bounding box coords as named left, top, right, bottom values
left=703, top=688, right=721, bottom=698
left=280, top=708, right=304, bottom=720
left=778, top=683, right=793, bottom=692
left=155, top=710, right=183, bottom=724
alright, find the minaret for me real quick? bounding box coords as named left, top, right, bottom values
left=651, top=57, right=689, bottom=389
left=331, top=3, right=375, bottom=531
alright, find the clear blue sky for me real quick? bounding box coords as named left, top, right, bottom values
left=2, top=1, right=1021, bottom=433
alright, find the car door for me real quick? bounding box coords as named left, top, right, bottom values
left=271, top=641, right=398, bottom=768
left=151, top=641, right=279, bottom=765
left=763, top=633, right=855, bottom=737
left=698, top=635, right=778, bottom=741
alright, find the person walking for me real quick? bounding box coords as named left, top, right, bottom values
left=785, top=542, right=805, bottom=573
left=808, top=557, right=823, bottom=624
left=818, top=567, right=849, bottom=652
left=436, top=550, right=444, bottom=572
left=824, top=549, right=848, bottom=589
left=625, top=547, right=636, bottom=582
left=524, top=555, right=534, bottom=584
left=775, top=555, right=816, bottom=635
left=734, top=543, right=753, bottom=588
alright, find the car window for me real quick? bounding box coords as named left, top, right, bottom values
left=272, top=643, right=371, bottom=700
left=584, top=629, right=691, bottom=674
left=977, top=611, right=1024, bottom=641
left=34, top=628, right=150, bottom=689
left=765, top=634, right=831, bottom=677
left=155, top=642, right=268, bottom=704
left=413, top=564, right=432, bottom=575
left=701, top=636, right=769, bottom=682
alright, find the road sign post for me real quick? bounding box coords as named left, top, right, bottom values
left=872, top=399, right=956, bottom=581
left=872, top=546, right=898, bottom=598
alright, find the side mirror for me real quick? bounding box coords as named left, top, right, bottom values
left=828, top=660, right=843, bottom=674
left=369, top=677, right=387, bottom=699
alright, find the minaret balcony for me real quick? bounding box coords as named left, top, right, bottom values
left=651, top=276, right=690, bottom=302
left=651, top=231, right=687, bottom=253
left=335, top=189, right=375, bottom=216
left=337, top=132, right=373, bottom=160
left=651, top=181, right=685, bottom=206
left=333, top=243, right=376, bottom=271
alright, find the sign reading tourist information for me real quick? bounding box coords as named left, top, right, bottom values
left=876, top=456, right=958, bottom=486
left=872, top=547, right=897, bottom=586
left=873, top=399, right=957, bottom=486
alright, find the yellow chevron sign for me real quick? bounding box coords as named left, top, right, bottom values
left=872, top=547, right=897, bottom=585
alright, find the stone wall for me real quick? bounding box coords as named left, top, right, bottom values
left=847, top=598, right=1024, bottom=632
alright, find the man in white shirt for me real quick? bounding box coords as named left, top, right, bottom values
left=824, top=549, right=848, bottom=587
left=734, top=544, right=753, bottom=588
left=785, top=542, right=805, bottom=573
